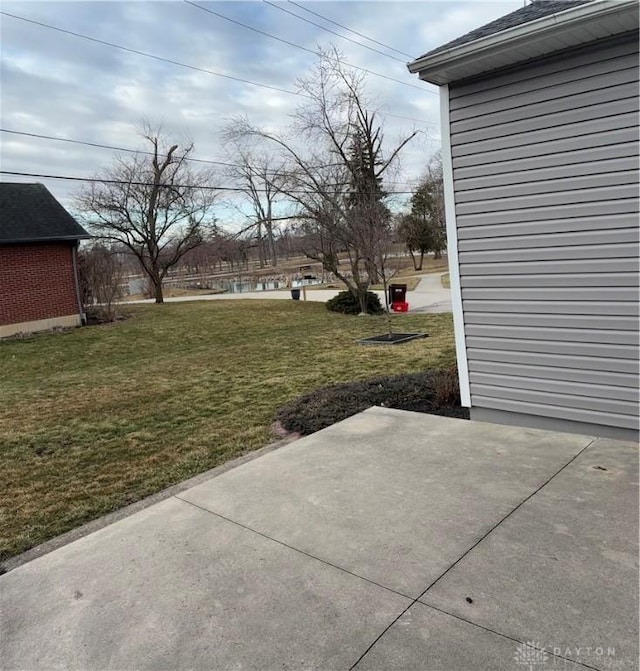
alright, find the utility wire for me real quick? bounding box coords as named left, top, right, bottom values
left=0, top=11, right=300, bottom=98
left=1, top=129, right=345, bottom=173
left=0, top=128, right=432, bottom=180
left=0, top=129, right=240, bottom=169
left=2, top=9, right=435, bottom=107
left=184, top=0, right=316, bottom=56
left=263, top=0, right=407, bottom=63
left=385, top=111, right=436, bottom=124
left=184, top=1, right=426, bottom=92
left=287, top=0, right=415, bottom=60
left=0, top=170, right=234, bottom=190
left=0, top=170, right=418, bottom=195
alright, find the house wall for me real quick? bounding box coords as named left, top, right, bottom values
left=447, top=33, right=639, bottom=441
left=0, top=242, right=82, bottom=337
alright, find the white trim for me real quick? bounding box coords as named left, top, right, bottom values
left=407, top=0, right=639, bottom=84
left=440, top=84, right=470, bottom=408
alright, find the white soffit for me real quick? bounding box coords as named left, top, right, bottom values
left=408, top=0, right=639, bottom=85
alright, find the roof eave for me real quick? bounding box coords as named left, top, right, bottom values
left=407, top=0, right=639, bottom=85
left=1, top=234, right=92, bottom=245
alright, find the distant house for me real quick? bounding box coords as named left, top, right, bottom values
left=408, top=0, right=639, bottom=441
left=0, top=183, right=90, bottom=338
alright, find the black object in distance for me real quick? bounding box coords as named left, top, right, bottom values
left=388, top=284, right=407, bottom=304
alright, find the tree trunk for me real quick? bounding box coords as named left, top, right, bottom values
left=266, top=224, right=278, bottom=266
left=257, top=222, right=265, bottom=268
left=380, top=273, right=393, bottom=337
left=364, top=258, right=379, bottom=285
left=152, top=275, right=164, bottom=303
left=417, top=250, right=424, bottom=270
left=434, top=250, right=442, bottom=260
left=357, top=288, right=368, bottom=315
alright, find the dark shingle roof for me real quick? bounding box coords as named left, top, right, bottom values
left=417, top=0, right=593, bottom=59
left=0, top=183, right=90, bottom=244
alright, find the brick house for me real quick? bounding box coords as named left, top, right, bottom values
left=0, top=183, right=90, bottom=338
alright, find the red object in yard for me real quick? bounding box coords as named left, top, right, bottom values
left=391, top=301, right=409, bottom=312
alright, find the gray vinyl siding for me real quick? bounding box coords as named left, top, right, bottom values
left=449, top=34, right=640, bottom=435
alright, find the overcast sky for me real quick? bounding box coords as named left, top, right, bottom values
left=0, top=0, right=521, bottom=226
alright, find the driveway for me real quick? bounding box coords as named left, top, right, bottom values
left=1, top=408, right=637, bottom=670
left=406, top=271, right=452, bottom=313
left=123, top=273, right=452, bottom=314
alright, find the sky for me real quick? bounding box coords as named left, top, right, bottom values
left=0, top=0, right=522, bottom=228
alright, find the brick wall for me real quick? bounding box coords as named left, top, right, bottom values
left=0, top=242, right=80, bottom=326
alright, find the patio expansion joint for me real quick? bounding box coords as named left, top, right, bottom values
left=173, top=494, right=415, bottom=602
left=348, top=436, right=600, bottom=671
left=410, top=602, right=605, bottom=671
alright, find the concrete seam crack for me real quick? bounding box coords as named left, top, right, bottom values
left=174, top=494, right=414, bottom=601
left=349, top=438, right=598, bottom=670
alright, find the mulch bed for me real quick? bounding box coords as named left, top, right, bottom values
left=273, top=369, right=469, bottom=437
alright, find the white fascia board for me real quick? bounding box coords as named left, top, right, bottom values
left=408, top=0, right=638, bottom=83
left=439, top=84, right=470, bottom=408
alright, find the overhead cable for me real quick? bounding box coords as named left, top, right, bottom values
left=1, top=170, right=418, bottom=195
left=1, top=128, right=434, bottom=180
left=184, top=1, right=426, bottom=91
left=263, top=0, right=407, bottom=63
left=0, top=11, right=301, bottom=97
left=287, top=0, right=415, bottom=60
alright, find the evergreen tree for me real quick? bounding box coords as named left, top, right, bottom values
left=398, top=154, right=446, bottom=269
left=345, top=121, right=390, bottom=285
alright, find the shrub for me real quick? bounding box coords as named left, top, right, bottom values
left=326, top=290, right=384, bottom=315
left=274, top=369, right=468, bottom=436
left=433, top=365, right=461, bottom=407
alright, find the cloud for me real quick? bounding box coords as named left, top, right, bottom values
left=0, top=0, right=521, bottom=213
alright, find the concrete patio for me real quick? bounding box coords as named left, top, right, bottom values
left=1, top=408, right=637, bottom=671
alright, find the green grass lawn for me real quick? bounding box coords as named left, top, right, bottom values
left=0, top=300, right=455, bottom=561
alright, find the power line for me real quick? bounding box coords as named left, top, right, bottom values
left=262, top=0, right=407, bottom=63
left=0, top=11, right=300, bottom=98
left=0, top=129, right=343, bottom=174
left=184, top=0, right=316, bottom=56
left=0, top=170, right=418, bottom=195
left=384, top=112, right=437, bottom=124
left=184, top=1, right=426, bottom=92
left=1, top=129, right=346, bottom=173
left=287, top=0, right=415, bottom=60
left=1, top=124, right=435, bottom=172
left=0, top=129, right=241, bottom=169
left=2, top=9, right=434, bottom=111
left=0, top=170, right=234, bottom=190
left=1, top=128, right=433, bottom=178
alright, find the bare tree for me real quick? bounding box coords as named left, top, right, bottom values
left=225, top=49, right=418, bottom=313
left=75, top=123, right=217, bottom=303
left=77, top=243, right=125, bottom=321
left=221, top=137, right=287, bottom=268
